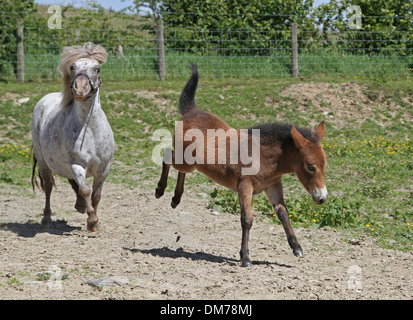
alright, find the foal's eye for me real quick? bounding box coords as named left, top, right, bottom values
left=70, top=65, right=75, bottom=71
left=307, top=165, right=316, bottom=172
left=96, top=68, right=100, bottom=73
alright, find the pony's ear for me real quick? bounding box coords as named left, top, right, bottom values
left=291, top=125, right=309, bottom=151
left=315, top=121, right=325, bottom=142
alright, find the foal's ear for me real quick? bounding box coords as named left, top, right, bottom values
left=315, top=121, right=325, bottom=142
left=291, top=125, right=308, bottom=151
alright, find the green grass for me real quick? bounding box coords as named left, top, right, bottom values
left=2, top=50, right=412, bottom=81
left=0, top=75, right=412, bottom=252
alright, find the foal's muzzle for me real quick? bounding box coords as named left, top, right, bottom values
left=312, top=187, right=328, bottom=205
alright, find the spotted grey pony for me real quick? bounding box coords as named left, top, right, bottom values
left=31, top=42, right=115, bottom=232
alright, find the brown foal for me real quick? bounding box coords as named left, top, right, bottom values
left=155, top=65, right=328, bottom=267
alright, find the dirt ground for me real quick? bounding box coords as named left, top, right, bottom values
left=0, top=177, right=412, bottom=300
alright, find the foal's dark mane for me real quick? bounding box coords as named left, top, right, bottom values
left=248, top=122, right=319, bottom=144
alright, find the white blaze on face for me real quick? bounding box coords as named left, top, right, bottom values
left=312, top=186, right=328, bottom=204
left=72, top=58, right=100, bottom=95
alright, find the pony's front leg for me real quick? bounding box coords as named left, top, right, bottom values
left=238, top=180, right=254, bottom=267
left=68, top=179, right=87, bottom=213
left=71, top=164, right=98, bottom=232
left=265, top=181, right=303, bottom=258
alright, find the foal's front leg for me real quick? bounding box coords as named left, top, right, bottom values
left=238, top=180, right=254, bottom=267
left=265, top=181, right=303, bottom=257
left=71, top=164, right=98, bottom=232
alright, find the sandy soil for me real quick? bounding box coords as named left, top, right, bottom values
left=0, top=178, right=412, bottom=300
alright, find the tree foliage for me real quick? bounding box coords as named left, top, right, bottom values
left=159, top=0, right=316, bottom=54
left=311, top=0, right=413, bottom=55
left=0, top=0, right=35, bottom=74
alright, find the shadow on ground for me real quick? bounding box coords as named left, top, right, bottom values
left=123, top=246, right=293, bottom=268
left=0, top=219, right=81, bottom=237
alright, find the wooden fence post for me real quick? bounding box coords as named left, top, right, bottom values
left=17, top=19, right=24, bottom=83
left=291, top=22, right=298, bottom=77
left=156, top=18, right=166, bottom=80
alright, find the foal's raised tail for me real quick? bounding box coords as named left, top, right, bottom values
left=179, top=64, right=198, bottom=114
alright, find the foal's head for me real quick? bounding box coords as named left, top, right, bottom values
left=291, top=121, right=327, bottom=205
left=58, top=42, right=107, bottom=107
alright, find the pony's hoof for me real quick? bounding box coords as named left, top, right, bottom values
left=87, top=219, right=99, bottom=232
left=241, top=260, right=252, bottom=267
left=293, top=248, right=304, bottom=258
left=75, top=203, right=86, bottom=214
left=74, top=196, right=87, bottom=213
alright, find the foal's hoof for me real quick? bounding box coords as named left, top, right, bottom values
left=155, top=188, right=164, bottom=199
left=171, top=198, right=180, bottom=209
left=293, top=248, right=304, bottom=258
left=41, top=216, right=52, bottom=226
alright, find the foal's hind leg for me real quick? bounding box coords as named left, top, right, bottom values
left=68, top=179, right=87, bottom=213
left=155, top=148, right=172, bottom=199
left=265, top=181, right=303, bottom=258
left=155, top=161, right=171, bottom=199
left=238, top=180, right=254, bottom=267
left=171, top=172, right=186, bottom=208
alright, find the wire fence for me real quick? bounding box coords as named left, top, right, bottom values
left=1, top=11, right=412, bottom=82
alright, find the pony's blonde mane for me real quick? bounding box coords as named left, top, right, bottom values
left=58, top=42, right=107, bottom=108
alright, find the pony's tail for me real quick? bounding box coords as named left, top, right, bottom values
left=31, top=146, right=55, bottom=192
left=31, top=148, right=39, bottom=192
left=179, top=64, right=198, bottom=115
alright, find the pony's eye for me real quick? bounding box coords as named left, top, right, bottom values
left=96, top=68, right=100, bottom=73
left=70, top=65, right=75, bottom=71
left=307, top=165, right=316, bottom=172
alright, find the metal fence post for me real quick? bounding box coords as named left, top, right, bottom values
left=156, top=18, right=166, bottom=80
left=17, top=19, right=24, bottom=83
left=291, top=22, right=298, bottom=77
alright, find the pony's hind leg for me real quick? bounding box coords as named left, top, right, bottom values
left=91, top=174, right=108, bottom=221
left=171, top=171, right=186, bottom=208
left=38, top=165, right=54, bottom=225
left=68, top=179, right=87, bottom=213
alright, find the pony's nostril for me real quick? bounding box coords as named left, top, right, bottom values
left=319, top=198, right=325, bottom=204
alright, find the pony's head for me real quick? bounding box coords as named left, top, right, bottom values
left=291, top=121, right=328, bottom=205
left=58, top=42, right=107, bottom=107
